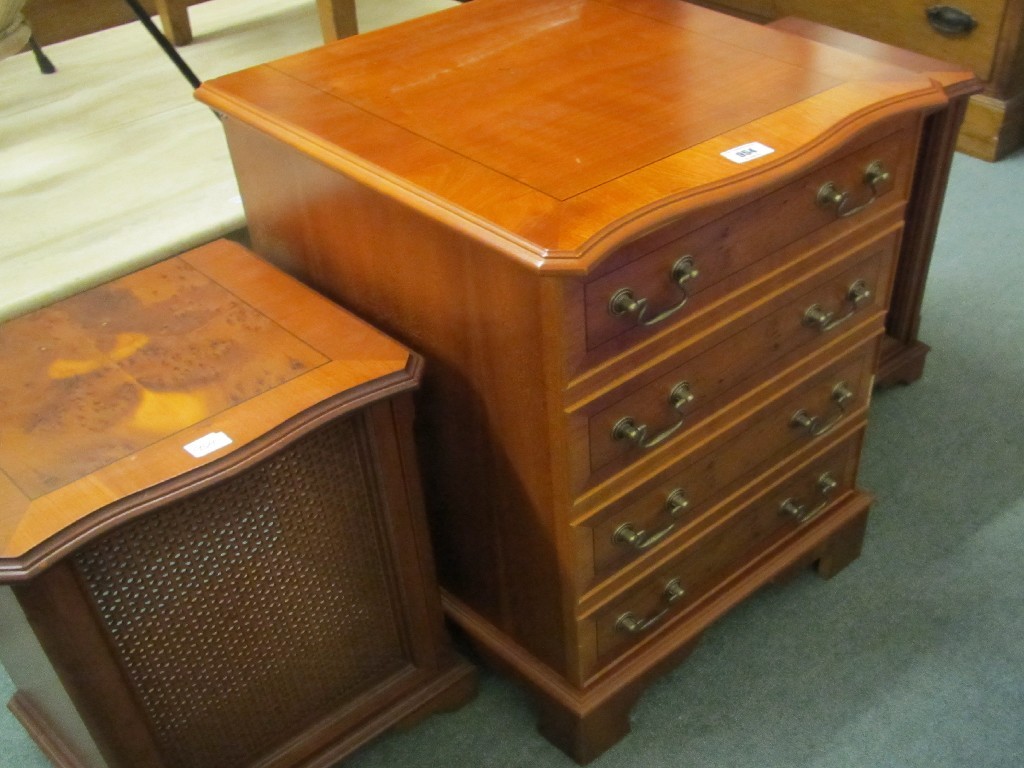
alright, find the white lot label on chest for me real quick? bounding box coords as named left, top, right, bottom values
left=184, top=431, right=234, bottom=458
left=721, top=142, right=776, bottom=163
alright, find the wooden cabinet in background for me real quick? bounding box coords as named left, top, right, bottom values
left=23, top=0, right=354, bottom=47
left=0, top=240, right=476, bottom=768
left=693, top=0, right=1024, bottom=160
left=23, top=0, right=210, bottom=45
left=197, top=0, right=977, bottom=761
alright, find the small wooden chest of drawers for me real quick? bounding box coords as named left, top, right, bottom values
left=0, top=241, right=475, bottom=768
left=694, top=0, right=1024, bottom=160
left=197, top=0, right=975, bottom=761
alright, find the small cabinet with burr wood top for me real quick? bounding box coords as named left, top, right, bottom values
left=0, top=239, right=476, bottom=768
left=196, top=0, right=977, bottom=761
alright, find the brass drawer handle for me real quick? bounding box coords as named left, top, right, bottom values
left=780, top=472, right=840, bottom=524
left=612, top=382, right=695, bottom=450
left=817, top=161, right=891, bottom=218
left=803, top=280, right=872, bottom=332
left=790, top=382, right=855, bottom=438
left=615, top=578, right=686, bottom=635
left=608, top=255, right=699, bottom=326
left=926, top=5, right=977, bottom=36
left=613, top=489, right=689, bottom=551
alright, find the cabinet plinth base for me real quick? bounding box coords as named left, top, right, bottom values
left=8, top=693, right=91, bottom=768
left=442, top=493, right=872, bottom=764
left=876, top=337, right=931, bottom=387
left=7, top=657, right=478, bottom=768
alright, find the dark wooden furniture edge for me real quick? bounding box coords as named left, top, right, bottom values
left=8, top=692, right=91, bottom=768
left=10, top=664, right=476, bottom=768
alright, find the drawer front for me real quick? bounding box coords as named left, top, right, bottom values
left=581, top=125, right=915, bottom=359
left=574, top=339, right=878, bottom=594
left=584, top=431, right=863, bottom=672
left=775, top=0, right=1007, bottom=81
left=573, top=229, right=898, bottom=492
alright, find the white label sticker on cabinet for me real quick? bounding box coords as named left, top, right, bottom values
left=184, top=431, right=233, bottom=458
left=721, top=142, right=775, bottom=164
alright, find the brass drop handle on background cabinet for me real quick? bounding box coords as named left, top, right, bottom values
left=613, top=489, right=690, bottom=551
left=615, top=578, right=686, bottom=635
left=803, top=280, right=872, bottom=332
left=779, top=472, right=840, bottom=524
left=790, top=381, right=855, bottom=438
left=817, top=161, right=891, bottom=218
left=926, top=5, right=978, bottom=36
left=612, top=382, right=695, bottom=449
left=608, top=255, right=700, bottom=326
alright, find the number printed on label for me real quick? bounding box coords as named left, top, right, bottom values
left=721, top=142, right=775, bottom=164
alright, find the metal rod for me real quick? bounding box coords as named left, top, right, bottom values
left=122, top=0, right=202, bottom=89
left=27, top=36, right=57, bottom=74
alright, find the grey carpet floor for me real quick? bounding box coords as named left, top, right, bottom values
left=2, top=147, right=1022, bottom=767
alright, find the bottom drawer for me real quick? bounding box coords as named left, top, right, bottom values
left=583, top=427, right=865, bottom=674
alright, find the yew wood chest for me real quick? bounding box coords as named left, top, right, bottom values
left=197, top=0, right=975, bottom=761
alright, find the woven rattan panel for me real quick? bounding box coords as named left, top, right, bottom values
left=72, top=416, right=410, bottom=768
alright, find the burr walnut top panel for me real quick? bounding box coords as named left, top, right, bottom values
left=0, top=259, right=326, bottom=500
left=197, top=0, right=953, bottom=264
left=0, top=240, right=414, bottom=579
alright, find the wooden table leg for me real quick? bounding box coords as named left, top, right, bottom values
left=316, top=0, right=358, bottom=42
left=154, top=0, right=192, bottom=45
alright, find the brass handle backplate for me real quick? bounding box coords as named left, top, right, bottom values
left=609, top=256, right=700, bottom=327
left=612, top=382, right=695, bottom=450
left=791, top=381, right=855, bottom=438
left=780, top=472, right=840, bottom=524
left=803, top=280, right=872, bottom=332
left=926, top=5, right=977, bottom=36
left=613, top=489, right=690, bottom=551
left=817, top=161, right=891, bottom=218
left=615, top=578, right=686, bottom=634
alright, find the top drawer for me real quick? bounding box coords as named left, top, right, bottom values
left=578, top=123, right=917, bottom=369
left=774, top=0, right=1008, bottom=81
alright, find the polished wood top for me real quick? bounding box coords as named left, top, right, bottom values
left=196, top=0, right=962, bottom=269
left=0, top=240, right=415, bottom=580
